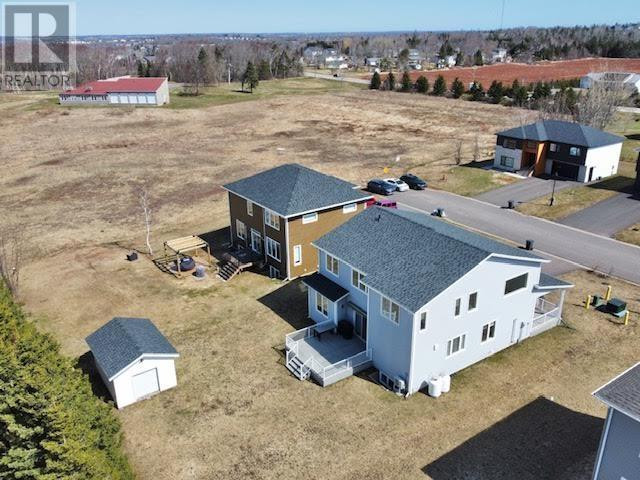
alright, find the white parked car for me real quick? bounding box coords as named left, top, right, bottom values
left=384, top=178, right=410, bottom=192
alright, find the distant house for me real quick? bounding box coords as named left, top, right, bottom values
left=494, top=120, right=624, bottom=182
left=491, top=48, right=508, bottom=63
left=437, top=54, right=457, bottom=69
left=592, top=362, right=640, bottom=479
left=285, top=207, right=572, bottom=394
left=86, top=317, right=179, bottom=409
left=407, top=49, right=424, bottom=70
left=222, top=164, right=372, bottom=280
left=580, top=72, right=640, bottom=94
left=59, top=76, right=170, bottom=106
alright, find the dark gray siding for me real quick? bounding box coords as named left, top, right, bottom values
left=595, top=408, right=640, bottom=480
left=545, top=142, right=588, bottom=165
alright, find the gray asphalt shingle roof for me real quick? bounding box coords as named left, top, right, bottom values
left=223, top=163, right=372, bottom=217
left=538, top=273, right=573, bottom=288
left=303, top=272, right=349, bottom=302
left=498, top=120, right=623, bottom=148
left=86, top=317, right=178, bottom=380
left=313, top=207, right=543, bottom=312
left=594, top=363, right=640, bottom=423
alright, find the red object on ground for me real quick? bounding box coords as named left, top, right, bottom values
left=375, top=199, right=397, bottom=209
left=62, top=77, right=166, bottom=95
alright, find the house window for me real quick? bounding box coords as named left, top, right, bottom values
left=468, top=292, right=478, bottom=311
left=264, top=209, right=280, bottom=230
left=246, top=200, right=253, bottom=216
left=505, top=273, right=528, bottom=295
left=293, top=245, right=302, bottom=266
left=316, top=291, right=329, bottom=317
left=447, top=334, right=466, bottom=356
left=420, top=312, right=427, bottom=331
left=236, top=220, right=246, bottom=240
left=269, top=265, right=280, bottom=279
left=265, top=237, right=281, bottom=261
left=454, top=298, right=461, bottom=317
left=343, top=203, right=357, bottom=214
left=481, top=321, right=496, bottom=342
left=570, top=147, right=581, bottom=157
left=302, top=212, right=318, bottom=224
left=503, top=139, right=517, bottom=149
left=381, top=296, right=399, bottom=325
left=500, top=156, right=514, bottom=168
left=326, top=254, right=339, bottom=276
left=549, top=143, right=557, bottom=152
left=379, top=372, right=395, bottom=390
left=352, top=269, right=367, bottom=292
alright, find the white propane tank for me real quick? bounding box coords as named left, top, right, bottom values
left=440, top=375, right=451, bottom=393
left=428, top=377, right=443, bottom=398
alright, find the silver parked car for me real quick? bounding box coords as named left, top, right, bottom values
left=384, top=178, right=410, bottom=192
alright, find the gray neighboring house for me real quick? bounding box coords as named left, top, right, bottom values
left=285, top=207, right=572, bottom=395
left=592, top=362, right=640, bottom=480
left=86, top=317, right=179, bottom=409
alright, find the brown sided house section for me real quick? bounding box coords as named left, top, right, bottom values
left=223, top=164, right=373, bottom=280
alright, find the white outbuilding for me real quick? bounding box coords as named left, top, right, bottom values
left=86, top=317, right=179, bottom=409
left=59, top=76, right=170, bottom=106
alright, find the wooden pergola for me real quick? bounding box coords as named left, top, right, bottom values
left=160, top=235, right=212, bottom=277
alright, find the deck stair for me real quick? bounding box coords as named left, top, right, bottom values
left=217, top=262, right=241, bottom=282
left=286, top=353, right=310, bottom=381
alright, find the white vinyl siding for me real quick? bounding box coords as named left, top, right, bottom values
left=381, top=296, right=399, bottom=325
left=302, top=212, right=318, bottom=224
left=446, top=334, right=466, bottom=357
left=343, top=203, right=357, bottom=214
left=293, top=245, right=302, bottom=266
left=264, top=209, right=280, bottom=230
left=236, top=220, right=246, bottom=240
left=265, top=237, right=281, bottom=261
left=326, top=254, right=339, bottom=276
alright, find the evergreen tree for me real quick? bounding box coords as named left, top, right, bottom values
left=450, top=77, right=465, bottom=98
left=242, top=61, right=259, bottom=93
left=415, top=76, right=429, bottom=94
left=258, top=60, right=272, bottom=81
left=511, top=79, right=528, bottom=106
left=370, top=71, right=381, bottom=90
left=432, top=75, right=447, bottom=96
left=473, top=49, right=484, bottom=66
left=455, top=52, right=464, bottom=66
left=400, top=70, right=412, bottom=92
left=387, top=71, right=396, bottom=91
left=469, top=81, right=485, bottom=101
left=487, top=80, right=504, bottom=103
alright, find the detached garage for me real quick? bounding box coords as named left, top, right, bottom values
left=86, top=317, right=179, bottom=409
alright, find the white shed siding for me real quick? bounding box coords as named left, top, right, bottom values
left=110, top=356, right=178, bottom=409
left=155, top=79, right=170, bottom=105
left=583, top=143, right=622, bottom=182
left=407, top=256, right=543, bottom=394
left=494, top=145, right=522, bottom=171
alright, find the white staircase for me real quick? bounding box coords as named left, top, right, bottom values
left=286, top=353, right=310, bottom=381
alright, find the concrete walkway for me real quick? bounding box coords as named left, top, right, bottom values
left=559, top=192, right=640, bottom=236
left=476, top=177, right=579, bottom=207
left=394, top=189, right=640, bottom=284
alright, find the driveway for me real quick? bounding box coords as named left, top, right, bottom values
left=475, top=177, right=579, bottom=207
left=560, top=192, right=640, bottom=236
left=303, top=71, right=369, bottom=85
left=394, top=189, right=640, bottom=285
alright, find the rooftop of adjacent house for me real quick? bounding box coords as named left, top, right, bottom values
left=497, top=120, right=624, bottom=148
left=62, top=76, right=167, bottom=95
left=313, top=207, right=544, bottom=312
left=222, top=163, right=372, bottom=217
left=594, top=362, right=640, bottom=423
left=538, top=273, right=573, bottom=288
left=86, top=317, right=178, bottom=380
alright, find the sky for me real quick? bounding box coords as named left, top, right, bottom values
left=76, top=0, right=639, bottom=36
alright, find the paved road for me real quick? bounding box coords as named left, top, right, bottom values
left=560, top=192, right=640, bottom=236
left=476, top=177, right=579, bottom=207
left=394, top=189, right=640, bottom=284
left=303, top=71, right=369, bottom=85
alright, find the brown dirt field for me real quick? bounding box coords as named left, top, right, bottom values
left=378, top=57, right=640, bottom=86
left=3, top=80, right=638, bottom=479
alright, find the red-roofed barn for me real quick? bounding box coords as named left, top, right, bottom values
left=59, top=76, right=169, bottom=106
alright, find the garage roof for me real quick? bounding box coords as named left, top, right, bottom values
left=498, top=120, right=623, bottom=148
left=62, top=77, right=166, bottom=95
left=594, top=362, right=640, bottom=423
left=86, top=317, right=178, bottom=380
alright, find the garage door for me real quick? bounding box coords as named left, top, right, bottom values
left=132, top=368, right=159, bottom=398
left=553, top=161, right=579, bottom=180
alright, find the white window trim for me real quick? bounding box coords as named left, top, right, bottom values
left=247, top=200, right=253, bottom=216
left=468, top=292, right=478, bottom=311
left=265, top=237, right=281, bottom=262
left=236, top=220, right=246, bottom=240
left=381, top=296, right=399, bottom=325
left=264, top=209, right=280, bottom=230
left=550, top=143, right=557, bottom=152
left=326, top=253, right=339, bottom=277
left=446, top=333, right=467, bottom=357
left=293, top=245, right=302, bottom=266
left=481, top=321, right=496, bottom=343
left=351, top=268, right=367, bottom=293
left=302, top=212, right=318, bottom=224
left=316, top=291, right=329, bottom=317
left=343, top=203, right=357, bottom=214
left=504, top=273, right=528, bottom=296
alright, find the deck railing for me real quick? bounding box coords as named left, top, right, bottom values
left=533, top=297, right=560, bottom=330
left=319, top=348, right=373, bottom=383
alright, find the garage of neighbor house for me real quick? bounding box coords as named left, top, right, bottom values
left=86, top=317, right=179, bottom=409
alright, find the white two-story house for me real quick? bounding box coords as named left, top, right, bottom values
left=285, top=207, right=572, bottom=396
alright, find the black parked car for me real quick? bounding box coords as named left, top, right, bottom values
left=367, top=179, right=396, bottom=196
left=400, top=174, right=427, bottom=190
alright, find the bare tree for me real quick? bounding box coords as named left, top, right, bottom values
left=0, top=228, right=23, bottom=296
left=472, top=135, right=480, bottom=163
left=454, top=140, right=463, bottom=165
left=576, top=82, right=628, bottom=130
left=138, top=187, right=153, bottom=256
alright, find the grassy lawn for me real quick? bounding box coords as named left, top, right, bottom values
left=428, top=163, right=520, bottom=197
left=615, top=222, right=640, bottom=246
left=516, top=112, right=639, bottom=221
left=167, top=77, right=366, bottom=109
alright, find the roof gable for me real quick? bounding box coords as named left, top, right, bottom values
left=86, top=317, right=178, bottom=380
left=594, top=362, right=640, bottom=423
left=314, top=207, right=542, bottom=312
left=498, top=120, right=623, bottom=148
left=223, top=163, right=371, bottom=217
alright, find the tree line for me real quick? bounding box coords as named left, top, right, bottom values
left=0, top=283, right=133, bottom=479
